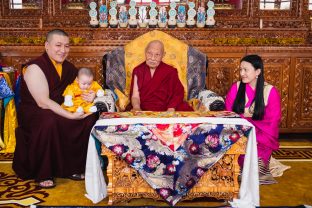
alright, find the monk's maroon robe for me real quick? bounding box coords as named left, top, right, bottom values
left=13, top=52, right=98, bottom=181
left=129, top=62, right=193, bottom=111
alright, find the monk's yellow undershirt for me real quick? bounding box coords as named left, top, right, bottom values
left=22, top=58, right=63, bottom=79
left=50, top=59, right=63, bottom=78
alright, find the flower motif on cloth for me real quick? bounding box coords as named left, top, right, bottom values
left=159, top=188, right=171, bottom=199
left=151, top=123, right=196, bottom=151
left=188, top=143, right=200, bottom=154
left=166, top=164, right=176, bottom=174
left=146, top=154, right=161, bottom=169
left=205, top=134, right=219, bottom=148
left=229, top=131, right=240, bottom=143
left=111, top=144, right=125, bottom=156
left=195, top=167, right=205, bottom=177
left=125, top=153, right=135, bottom=164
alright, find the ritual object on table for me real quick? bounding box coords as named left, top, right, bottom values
left=109, top=1, right=118, bottom=28
left=168, top=2, right=177, bottom=28
left=138, top=6, right=148, bottom=28
left=99, top=4, right=108, bottom=27
left=158, top=6, right=167, bottom=28
left=177, top=5, right=186, bottom=28
left=186, top=2, right=196, bottom=28
left=128, top=1, right=138, bottom=28
left=119, top=5, right=128, bottom=28
left=206, top=1, right=216, bottom=28
left=148, top=1, right=158, bottom=28
left=196, top=6, right=206, bottom=28
left=89, top=2, right=99, bottom=28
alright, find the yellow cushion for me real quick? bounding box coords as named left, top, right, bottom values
left=118, top=30, right=188, bottom=111
left=188, top=98, right=202, bottom=111
left=114, top=88, right=130, bottom=112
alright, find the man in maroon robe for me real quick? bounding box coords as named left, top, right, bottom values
left=129, top=40, right=193, bottom=111
left=13, top=29, right=98, bottom=188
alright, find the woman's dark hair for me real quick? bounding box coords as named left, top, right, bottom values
left=232, top=54, right=265, bottom=120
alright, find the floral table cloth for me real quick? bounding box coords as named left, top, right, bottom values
left=85, top=111, right=259, bottom=207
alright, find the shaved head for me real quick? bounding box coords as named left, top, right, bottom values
left=44, top=29, right=70, bottom=63
left=46, top=29, right=69, bottom=42
left=145, top=40, right=165, bottom=70
left=145, top=40, right=165, bottom=55
left=78, top=67, right=94, bottom=78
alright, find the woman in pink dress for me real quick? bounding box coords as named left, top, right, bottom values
left=225, top=55, right=281, bottom=183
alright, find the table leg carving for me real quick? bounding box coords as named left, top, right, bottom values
left=101, top=136, right=247, bottom=204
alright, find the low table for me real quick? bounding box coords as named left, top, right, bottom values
left=85, top=111, right=259, bottom=207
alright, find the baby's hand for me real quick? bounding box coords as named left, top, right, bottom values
left=82, top=90, right=96, bottom=102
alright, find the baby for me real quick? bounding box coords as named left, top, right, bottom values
left=62, top=67, right=105, bottom=113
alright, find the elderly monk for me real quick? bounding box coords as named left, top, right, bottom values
left=129, top=40, right=193, bottom=112
left=13, top=29, right=98, bottom=188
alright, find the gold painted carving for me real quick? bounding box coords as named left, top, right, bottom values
left=102, top=137, right=246, bottom=205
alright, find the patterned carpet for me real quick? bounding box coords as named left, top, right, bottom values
left=0, top=154, right=49, bottom=207
left=272, top=147, right=312, bottom=161
left=0, top=153, right=13, bottom=161
left=0, top=147, right=311, bottom=207
left=0, top=171, right=47, bottom=206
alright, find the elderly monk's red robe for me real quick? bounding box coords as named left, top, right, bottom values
left=129, top=62, right=193, bottom=111
left=13, top=52, right=98, bottom=182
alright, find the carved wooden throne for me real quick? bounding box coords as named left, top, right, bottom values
left=100, top=30, right=247, bottom=205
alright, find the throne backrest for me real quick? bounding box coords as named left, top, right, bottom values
left=105, top=30, right=207, bottom=111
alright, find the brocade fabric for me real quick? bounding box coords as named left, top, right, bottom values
left=92, top=111, right=251, bottom=205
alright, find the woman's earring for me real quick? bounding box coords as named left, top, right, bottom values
left=256, top=75, right=258, bottom=79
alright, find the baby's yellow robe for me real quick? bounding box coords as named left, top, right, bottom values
left=62, top=79, right=104, bottom=113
